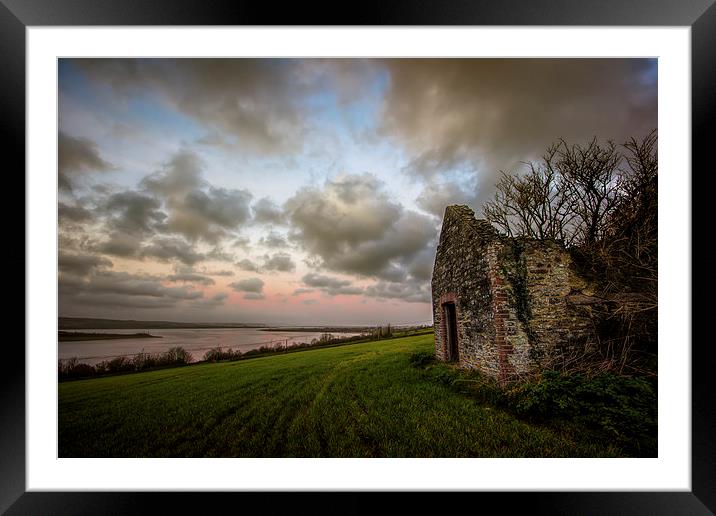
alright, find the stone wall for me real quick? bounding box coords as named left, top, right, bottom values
left=431, top=205, right=496, bottom=371
left=431, top=205, right=595, bottom=382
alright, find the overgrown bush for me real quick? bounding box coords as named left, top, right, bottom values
left=132, top=351, right=157, bottom=371
left=58, top=359, right=95, bottom=379
left=505, top=371, right=656, bottom=455
left=409, top=350, right=435, bottom=367
left=162, top=346, right=193, bottom=365
left=59, top=346, right=194, bottom=380
left=203, top=347, right=241, bottom=362
left=483, top=131, right=658, bottom=374
left=415, top=362, right=655, bottom=455
left=106, top=356, right=134, bottom=373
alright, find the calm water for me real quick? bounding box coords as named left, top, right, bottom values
left=59, top=328, right=361, bottom=365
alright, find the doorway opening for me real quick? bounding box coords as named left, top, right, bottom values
left=443, top=302, right=459, bottom=362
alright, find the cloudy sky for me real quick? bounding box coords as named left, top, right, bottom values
left=58, top=58, right=657, bottom=325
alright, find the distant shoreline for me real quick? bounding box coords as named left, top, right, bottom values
left=58, top=331, right=162, bottom=342
left=59, top=317, right=267, bottom=330
left=261, top=327, right=372, bottom=333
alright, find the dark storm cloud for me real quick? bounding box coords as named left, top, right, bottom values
left=236, top=258, right=260, bottom=273
left=205, top=246, right=236, bottom=262
left=141, top=236, right=205, bottom=265
left=167, top=265, right=215, bottom=285
left=405, top=246, right=436, bottom=282
left=59, top=259, right=224, bottom=314
left=58, top=251, right=112, bottom=276
left=415, top=180, right=479, bottom=219
left=73, top=59, right=318, bottom=155
left=95, top=231, right=144, bottom=258
left=202, top=268, right=234, bottom=277
left=252, top=198, right=286, bottom=225
left=166, top=272, right=215, bottom=286
left=67, top=59, right=656, bottom=216
left=302, top=273, right=350, bottom=290
left=364, top=281, right=431, bottom=304
left=104, top=191, right=166, bottom=234
left=58, top=202, right=93, bottom=223
left=85, top=270, right=203, bottom=299
left=141, top=150, right=204, bottom=197
left=59, top=269, right=205, bottom=313
left=321, top=210, right=436, bottom=281
left=191, top=292, right=228, bottom=308
left=209, top=292, right=228, bottom=303
left=76, top=147, right=259, bottom=270
left=67, top=293, right=180, bottom=309
left=232, top=236, right=251, bottom=249
left=285, top=173, right=437, bottom=282
left=262, top=252, right=296, bottom=273
left=229, top=277, right=264, bottom=294
left=380, top=58, right=657, bottom=206
left=183, top=187, right=253, bottom=233
left=259, top=231, right=289, bottom=249
left=302, top=272, right=364, bottom=296
left=58, top=131, right=115, bottom=191
left=141, top=150, right=253, bottom=243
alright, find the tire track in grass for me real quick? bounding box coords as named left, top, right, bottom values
left=342, top=377, right=380, bottom=457
left=197, top=360, right=326, bottom=456
left=284, top=351, right=381, bottom=456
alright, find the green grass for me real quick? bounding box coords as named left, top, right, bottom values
left=58, top=333, right=621, bottom=457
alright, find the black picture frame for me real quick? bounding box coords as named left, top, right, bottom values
left=4, top=1, right=711, bottom=514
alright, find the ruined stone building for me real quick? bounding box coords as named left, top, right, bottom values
left=431, top=205, right=595, bottom=383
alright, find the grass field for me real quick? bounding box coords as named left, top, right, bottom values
left=59, top=333, right=621, bottom=457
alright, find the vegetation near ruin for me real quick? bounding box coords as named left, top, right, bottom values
left=483, top=131, right=658, bottom=376
left=59, top=333, right=654, bottom=458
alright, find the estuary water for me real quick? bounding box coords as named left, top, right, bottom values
left=58, top=327, right=361, bottom=365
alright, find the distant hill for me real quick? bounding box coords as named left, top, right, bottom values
left=58, top=317, right=267, bottom=330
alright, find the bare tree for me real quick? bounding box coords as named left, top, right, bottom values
left=557, top=138, right=624, bottom=245
left=483, top=132, right=658, bottom=374
left=600, top=130, right=658, bottom=299
left=483, top=144, right=578, bottom=244
left=484, top=136, right=631, bottom=247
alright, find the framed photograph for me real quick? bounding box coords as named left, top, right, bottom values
left=6, top=0, right=711, bottom=513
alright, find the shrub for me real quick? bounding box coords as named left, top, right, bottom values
left=409, top=351, right=435, bottom=368
left=133, top=351, right=157, bottom=371
left=204, top=347, right=240, bottom=362
left=204, top=347, right=223, bottom=362
left=58, top=358, right=97, bottom=379
left=505, top=371, right=656, bottom=455
left=58, top=357, right=77, bottom=376
left=64, top=356, right=78, bottom=371
left=162, top=346, right=193, bottom=365
left=107, top=356, right=134, bottom=373
left=450, top=370, right=505, bottom=407
left=431, top=367, right=457, bottom=386
left=72, top=363, right=96, bottom=377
